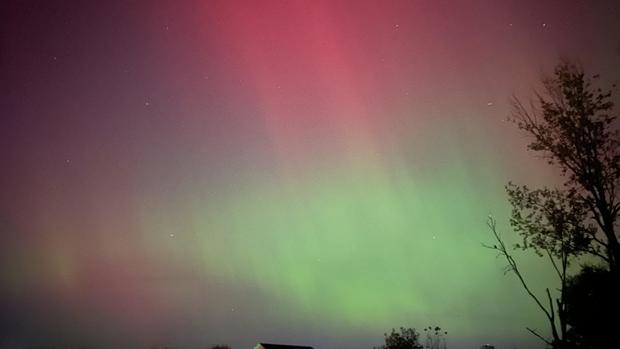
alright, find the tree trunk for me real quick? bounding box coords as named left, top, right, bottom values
left=601, top=214, right=620, bottom=273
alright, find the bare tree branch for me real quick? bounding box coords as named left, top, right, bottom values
left=485, top=218, right=555, bottom=323
left=526, top=327, right=552, bottom=346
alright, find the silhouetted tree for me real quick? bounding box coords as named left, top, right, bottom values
left=485, top=60, right=620, bottom=349
left=509, top=61, right=620, bottom=271
left=564, top=265, right=620, bottom=349
left=490, top=185, right=597, bottom=346
left=423, top=326, right=447, bottom=349
left=210, top=345, right=231, bottom=349
left=486, top=217, right=574, bottom=349
left=375, top=327, right=423, bottom=349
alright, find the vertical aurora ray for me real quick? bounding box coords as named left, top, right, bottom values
left=137, top=1, right=556, bottom=345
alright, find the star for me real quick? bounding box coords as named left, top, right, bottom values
left=487, top=102, right=494, bottom=106
left=145, top=101, right=150, bottom=106
left=169, top=233, right=175, bottom=238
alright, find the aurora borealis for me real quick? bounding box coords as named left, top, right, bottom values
left=2, top=1, right=620, bottom=348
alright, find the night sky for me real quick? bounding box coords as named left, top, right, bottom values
left=1, top=1, right=619, bottom=349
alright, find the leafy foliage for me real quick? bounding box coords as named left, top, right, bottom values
left=422, top=326, right=447, bottom=349
left=374, top=327, right=423, bottom=349
left=510, top=61, right=620, bottom=269
left=512, top=61, right=620, bottom=188
left=506, top=184, right=597, bottom=259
